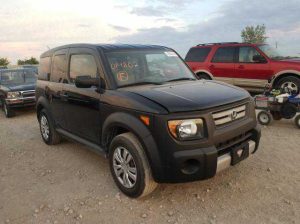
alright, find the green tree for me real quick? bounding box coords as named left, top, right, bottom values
left=241, top=24, right=268, bottom=44
left=17, top=57, right=39, bottom=65
left=0, top=57, right=10, bottom=66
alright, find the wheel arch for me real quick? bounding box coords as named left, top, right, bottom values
left=36, top=96, right=51, bottom=119
left=102, top=112, right=163, bottom=181
left=271, top=70, right=300, bottom=87
left=194, top=69, right=214, bottom=79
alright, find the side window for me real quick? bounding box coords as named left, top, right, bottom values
left=38, top=57, right=51, bottom=80
left=212, top=47, right=236, bottom=63
left=239, top=47, right=263, bottom=63
left=51, top=54, right=67, bottom=82
left=185, top=47, right=211, bottom=62
left=69, top=54, right=97, bottom=82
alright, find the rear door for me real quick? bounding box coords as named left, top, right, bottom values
left=234, top=46, right=272, bottom=89
left=48, top=49, right=68, bottom=129
left=209, top=46, right=238, bottom=85
left=61, top=47, right=102, bottom=143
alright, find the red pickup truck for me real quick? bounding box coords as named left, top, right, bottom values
left=185, top=42, right=300, bottom=93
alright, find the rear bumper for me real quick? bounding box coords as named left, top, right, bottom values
left=157, top=125, right=261, bottom=183
left=5, top=96, right=36, bottom=108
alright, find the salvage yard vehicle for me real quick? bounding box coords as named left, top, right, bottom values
left=185, top=42, right=300, bottom=93
left=36, top=44, right=261, bottom=198
left=0, top=68, right=37, bottom=118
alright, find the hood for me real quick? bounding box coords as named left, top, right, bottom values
left=279, top=58, right=300, bottom=63
left=4, top=83, right=36, bottom=92
left=123, top=80, right=250, bottom=112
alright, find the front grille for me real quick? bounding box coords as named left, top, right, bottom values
left=21, top=90, right=35, bottom=98
left=212, top=104, right=246, bottom=126
left=216, top=132, right=252, bottom=155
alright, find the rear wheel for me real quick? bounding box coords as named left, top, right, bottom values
left=196, top=73, right=211, bottom=80
left=257, top=110, right=273, bottom=125
left=276, top=76, right=300, bottom=94
left=38, top=109, right=61, bottom=145
left=280, top=102, right=297, bottom=119
left=109, top=132, right=157, bottom=198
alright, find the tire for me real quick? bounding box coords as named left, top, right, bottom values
left=280, top=102, right=297, bottom=119
left=38, top=109, right=61, bottom=145
left=197, top=73, right=211, bottom=80
left=109, top=132, right=157, bottom=198
left=276, top=76, right=300, bottom=94
left=257, top=110, right=273, bottom=125
left=295, top=114, right=300, bottom=129
left=2, top=101, right=15, bottom=118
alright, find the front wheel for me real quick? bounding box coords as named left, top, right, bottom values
left=257, top=110, right=273, bottom=126
left=2, top=101, right=15, bottom=118
left=109, top=132, right=157, bottom=198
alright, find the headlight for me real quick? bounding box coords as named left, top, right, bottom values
left=168, top=119, right=205, bottom=140
left=7, top=91, right=21, bottom=99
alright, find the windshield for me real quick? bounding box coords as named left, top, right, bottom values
left=105, top=50, right=196, bottom=87
left=0, top=70, right=37, bottom=85
left=258, top=45, right=285, bottom=60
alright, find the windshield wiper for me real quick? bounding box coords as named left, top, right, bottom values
left=166, top=77, right=196, bottom=82
left=118, top=81, right=163, bottom=88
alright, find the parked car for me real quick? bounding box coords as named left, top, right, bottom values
left=36, top=44, right=261, bottom=198
left=22, top=65, right=39, bottom=74
left=0, top=68, right=37, bottom=117
left=185, top=42, right=300, bottom=93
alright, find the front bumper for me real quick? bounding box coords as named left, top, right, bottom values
left=158, top=126, right=261, bottom=183
left=5, top=96, right=36, bottom=108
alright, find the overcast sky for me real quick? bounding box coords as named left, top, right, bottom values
left=1, top=0, right=300, bottom=63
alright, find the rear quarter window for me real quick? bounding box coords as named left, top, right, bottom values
left=38, top=57, right=51, bottom=80
left=185, top=47, right=211, bottom=62
left=212, top=47, right=236, bottom=63
left=51, top=54, right=67, bottom=83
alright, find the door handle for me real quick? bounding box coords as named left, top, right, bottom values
left=238, top=65, right=245, bottom=69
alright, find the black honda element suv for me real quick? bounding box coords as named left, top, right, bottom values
left=36, top=44, right=261, bottom=198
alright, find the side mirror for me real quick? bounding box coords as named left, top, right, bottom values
left=75, top=75, right=100, bottom=88
left=253, top=55, right=267, bottom=63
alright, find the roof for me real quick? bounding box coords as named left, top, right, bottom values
left=194, top=42, right=266, bottom=47
left=41, top=43, right=172, bottom=57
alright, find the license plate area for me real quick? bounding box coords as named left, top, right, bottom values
left=231, top=142, right=249, bottom=165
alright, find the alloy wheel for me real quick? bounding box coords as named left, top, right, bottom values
left=280, top=81, right=298, bottom=93
left=113, top=146, right=137, bottom=188
left=40, top=115, right=50, bottom=140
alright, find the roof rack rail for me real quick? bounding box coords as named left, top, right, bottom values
left=196, top=42, right=240, bottom=46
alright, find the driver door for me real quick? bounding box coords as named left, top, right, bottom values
left=61, top=48, right=103, bottom=144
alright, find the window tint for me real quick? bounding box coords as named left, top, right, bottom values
left=212, top=47, right=236, bottom=63
left=239, top=47, right=263, bottom=63
left=51, top=54, right=67, bottom=82
left=39, top=57, right=51, bottom=77
left=185, top=47, right=211, bottom=62
left=69, top=54, right=97, bottom=82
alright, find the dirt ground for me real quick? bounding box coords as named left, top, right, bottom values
left=0, top=108, right=299, bottom=224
